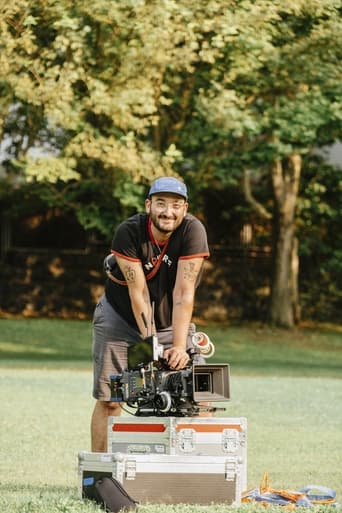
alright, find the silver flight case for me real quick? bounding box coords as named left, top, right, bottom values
left=108, top=416, right=247, bottom=490
left=79, top=450, right=243, bottom=505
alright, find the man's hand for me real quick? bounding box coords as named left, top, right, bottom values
left=163, top=347, right=190, bottom=370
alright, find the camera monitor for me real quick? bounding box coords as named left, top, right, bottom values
left=128, top=335, right=162, bottom=369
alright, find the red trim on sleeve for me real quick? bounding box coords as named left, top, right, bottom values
left=111, top=250, right=140, bottom=262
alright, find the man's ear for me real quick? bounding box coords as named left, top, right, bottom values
left=145, top=198, right=151, bottom=213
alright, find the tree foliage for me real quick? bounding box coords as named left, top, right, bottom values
left=178, top=0, right=342, bottom=326
left=0, top=0, right=341, bottom=324
left=1, top=0, right=204, bottom=231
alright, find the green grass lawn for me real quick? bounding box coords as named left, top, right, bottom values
left=0, top=318, right=92, bottom=366
left=1, top=318, right=341, bottom=377
left=0, top=319, right=341, bottom=512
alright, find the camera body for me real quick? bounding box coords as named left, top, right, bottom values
left=110, top=335, right=230, bottom=416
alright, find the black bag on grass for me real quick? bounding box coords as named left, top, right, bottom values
left=94, top=476, right=138, bottom=512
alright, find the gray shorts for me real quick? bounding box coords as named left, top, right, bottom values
left=92, top=293, right=204, bottom=400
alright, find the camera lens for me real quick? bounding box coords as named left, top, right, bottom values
left=195, top=372, right=212, bottom=392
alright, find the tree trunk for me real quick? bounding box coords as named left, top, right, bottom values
left=291, top=236, right=301, bottom=323
left=270, top=155, right=301, bottom=328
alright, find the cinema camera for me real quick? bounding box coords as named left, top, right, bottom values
left=110, top=333, right=230, bottom=417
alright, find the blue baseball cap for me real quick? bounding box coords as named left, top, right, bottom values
left=148, top=177, right=188, bottom=200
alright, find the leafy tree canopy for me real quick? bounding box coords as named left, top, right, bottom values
left=0, top=0, right=340, bottom=235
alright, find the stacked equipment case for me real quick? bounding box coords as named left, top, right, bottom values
left=79, top=416, right=247, bottom=505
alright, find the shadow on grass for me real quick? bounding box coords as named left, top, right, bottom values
left=0, top=318, right=92, bottom=362
left=1, top=318, right=341, bottom=377
left=224, top=358, right=342, bottom=377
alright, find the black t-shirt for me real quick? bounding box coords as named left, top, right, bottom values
left=105, top=213, right=209, bottom=330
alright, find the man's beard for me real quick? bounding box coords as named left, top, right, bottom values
left=149, top=211, right=179, bottom=234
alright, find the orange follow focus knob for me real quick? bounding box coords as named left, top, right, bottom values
left=191, top=332, right=215, bottom=358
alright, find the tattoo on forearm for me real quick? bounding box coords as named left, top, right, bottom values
left=124, top=266, right=136, bottom=282
left=183, top=262, right=197, bottom=281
